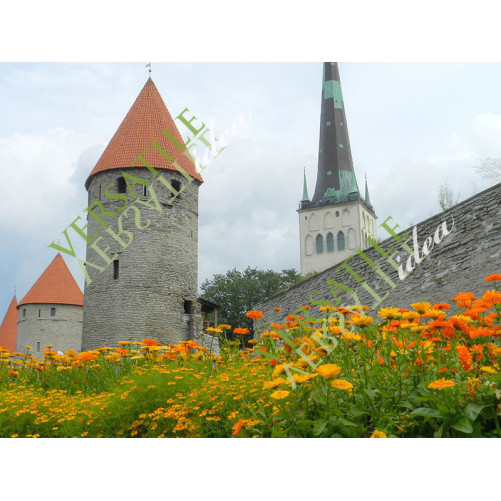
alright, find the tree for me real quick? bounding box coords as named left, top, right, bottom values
left=200, top=266, right=302, bottom=337
left=437, top=181, right=460, bottom=211
left=472, top=158, right=501, bottom=183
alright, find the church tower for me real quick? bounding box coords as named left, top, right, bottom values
left=298, top=62, right=376, bottom=275
left=81, top=77, right=203, bottom=350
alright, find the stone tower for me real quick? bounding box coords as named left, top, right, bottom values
left=298, top=62, right=376, bottom=275
left=15, top=253, right=83, bottom=356
left=81, top=77, right=203, bottom=350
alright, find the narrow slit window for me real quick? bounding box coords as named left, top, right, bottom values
left=113, top=260, right=119, bottom=280
left=117, top=177, right=127, bottom=194
left=39, top=309, right=41, bottom=317
left=23, top=308, right=26, bottom=317
left=171, top=180, right=182, bottom=194
left=51, top=307, right=56, bottom=317
left=143, top=184, right=148, bottom=196
left=37, top=342, right=40, bottom=352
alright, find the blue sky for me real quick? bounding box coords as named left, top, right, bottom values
left=1, top=61, right=501, bottom=317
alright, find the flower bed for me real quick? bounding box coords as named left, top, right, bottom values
left=1, top=274, right=500, bottom=438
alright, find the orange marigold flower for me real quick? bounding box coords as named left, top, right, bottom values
left=316, top=363, right=342, bottom=379
left=274, top=307, right=281, bottom=312
left=246, top=310, right=263, bottom=320
left=485, top=274, right=501, bottom=282
left=432, top=302, right=450, bottom=310
left=233, top=327, right=250, bottom=335
left=428, top=378, right=455, bottom=390
left=470, top=344, right=484, bottom=362
left=455, top=345, right=473, bottom=371
left=451, top=292, right=476, bottom=309
left=232, top=419, right=244, bottom=437
left=143, top=338, right=160, bottom=346
left=370, top=430, right=387, bottom=438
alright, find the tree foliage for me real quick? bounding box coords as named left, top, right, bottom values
left=437, top=181, right=460, bottom=211
left=472, top=157, right=501, bottom=183
left=200, top=267, right=303, bottom=336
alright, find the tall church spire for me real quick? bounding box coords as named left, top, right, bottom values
left=311, top=62, right=359, bottom=204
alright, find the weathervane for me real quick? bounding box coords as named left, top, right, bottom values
left=146, top=62, right=152, bottom=74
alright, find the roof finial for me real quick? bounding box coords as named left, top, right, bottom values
left=146, top=62, right=152, bottom=75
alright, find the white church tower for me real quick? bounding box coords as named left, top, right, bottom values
left=298, top=62, right=377, bottom=275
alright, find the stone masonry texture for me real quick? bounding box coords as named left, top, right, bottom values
left=255, top=183, right=501, bottom=327
left=82, top=167, right=202, bottom=350
left=16, top=303, right=83, bottom=357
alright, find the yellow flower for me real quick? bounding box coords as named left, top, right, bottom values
left=263, top=378, right=287, bottom=389
left=24, top=346, right=33, bottom=350
left=341, top=333, right=362, bottom=342
left=348, top=315, right=374, bottom=326
left=401, top=311, right=420, bottom=320
left=217, top=324, right=232, bottom=330
left=316, top=364, right=342, bottom=379
left=117, top=341, right=131, bottom=346
left=331, top=379, right=353, bottom=391
left=205, top=327, right=223, bottom=334
left=410, top=302, right=431, bottom=314
left=270, top=390, right=290, bottom=400
left=370, top=430, right=387, bottom=438
left=422, top=308, right=447, bottom=319
left=480, top=366, right=498, bottom=374
left=377, top=308, right=401, bottom=320
left=291, top=374, right=317, bottom=385
left=450, top=314, right=474, bottom=324
left=428, top=378, right=455, bottom=390
left=272, top=365, right=285, bottom=378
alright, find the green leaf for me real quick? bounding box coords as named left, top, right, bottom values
left=410, top=407, right=442, bottom=418
left=434, top=424, right=444, bottom=438
left=452, top=417, right=473, bottom=434
left=313, top=420, right=328, bottom=436
left=464, top=403, right=485, bottom=422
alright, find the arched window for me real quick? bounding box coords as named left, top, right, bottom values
left=305, top=235, right=313, bottom=256
left=117, top=176, right=127, bottom=194
left=316, top=234, right=324, bottom=254
left=326, top=232, right=334, bottom=252
left=337, top=231, right=345, bottom=251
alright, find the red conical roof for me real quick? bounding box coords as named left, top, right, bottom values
left=18, top=254, right=83, bottom=308
left=86, top=77, right=202, bottom=188
left=0, top=295, right=18, bottom=352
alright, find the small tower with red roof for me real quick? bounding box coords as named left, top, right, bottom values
left=0, top=295, right=19, bottom=353
left=15, top=253, right=83, bottom=356
left=82, top=77, right=203, bottom=349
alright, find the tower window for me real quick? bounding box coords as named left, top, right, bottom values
left=51, top=307, right=56, bottom=317
left=143, top=184, right=148, bottom=196
left=37, top=342, right=40, bottom=352
left=171, top=180, right=181, bottom=193
left=98, top=185, right=102, bottom=201
left=337, top=231, right=345, bottom=251
left=316, top=234, right=324, bottom=254
left=39, top=309, right=41, bottom=317
left=184, top=300, right=193, bottom=314
left=113, top=260, right=119, bottom=280
left=23, top=308, right=26, bottom=317
left=326, top=121, right=331, bottom=126
left=326, top=232, right=334, bottom=252
left=336, top=211, right=339, bottom=217
left=117, top=177, right=127, bottom=194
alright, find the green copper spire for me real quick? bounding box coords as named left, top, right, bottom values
left=301, top=168, right=310, bottom=202
left=364, top=174, right=372, bottom=207
left=312, top=63, right=360, bottom=204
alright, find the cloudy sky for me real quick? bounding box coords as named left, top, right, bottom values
left=1, top=61, right=500, bottom=315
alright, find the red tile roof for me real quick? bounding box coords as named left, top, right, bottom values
left=86, top=77, right=202, bottom=188
left=18, top=254, right=83, bottom=308
left=0, top=295, right=18, bottom=352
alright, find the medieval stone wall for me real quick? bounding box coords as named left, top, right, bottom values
left=82, top=167, right=202, bottom=350
left=16, top=303, right=83, bottom=356
left=255, top=183, right=501, bottom=325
